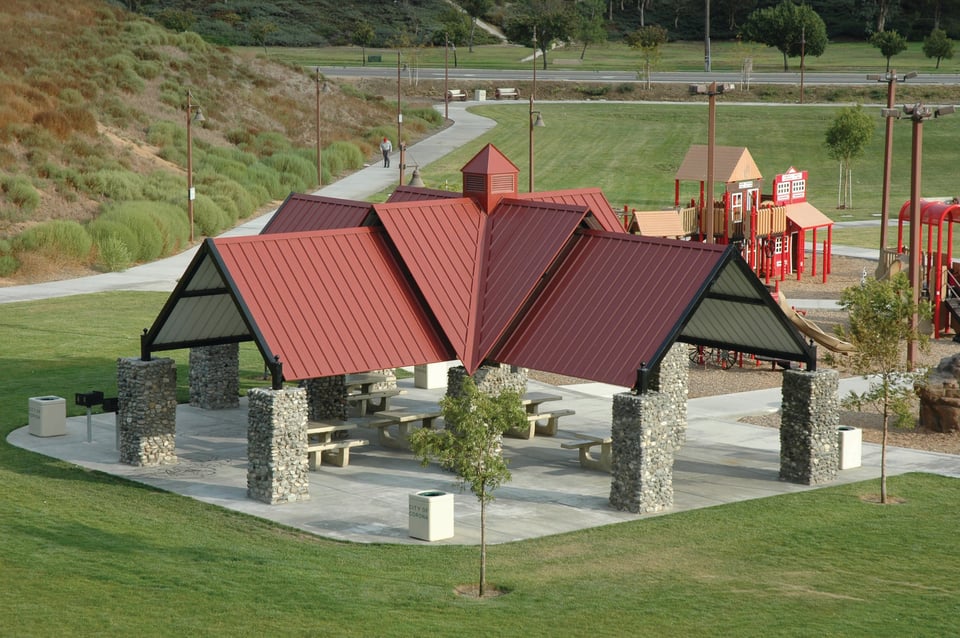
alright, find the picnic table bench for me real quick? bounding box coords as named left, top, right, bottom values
left=506, top=392, right=574, bottom=439
left=369, top=410, right=443, bottom=450
left=445, top=88, right=467, bottom=102
left=346, top=388, right=401, bottom=416
left=306, top=421, right=368, bottom=469
left=495, top=87, right=520, bottom=100
left=560, top=433, right=612, bottom=472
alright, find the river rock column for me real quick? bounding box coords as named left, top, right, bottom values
left=304, top=376, right=347, bottom=421
left=117, top=357, right=178, bottom=466
left=654, top=342, right=689, bottom=449
left=189, top=343, right=239, bottom=409
left=247, top=386, right=310, bottom=504
left=609, top=391, right=674, bottom=514
left=779, top=369, right=840, bottom=485
left=447, top=364, right=527, bottom=398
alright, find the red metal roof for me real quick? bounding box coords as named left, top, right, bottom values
left=460, top=143, right=520, bottom=176
left=373, top=197, right=485, bottom=359
left=387, top=185, right=463, bottom=203
left=513, top=188, right=624, bottom=233
left=261, top=194, right=372, bottom=234
left=496, top=232, right=726, bottom=387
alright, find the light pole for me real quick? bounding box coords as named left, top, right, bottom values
left=444, top=34, right=449, bottom=121
left=185, top=90, right=204, bottom=243
left=869, top=70, right=917, bottom=263
left=397, top=49, right=403, bottom=186
left=799, top=25, right=805, bottom=104
left=690, top=82, right=733, bottom=243
left=882, top=102, right=955, bottom=369
left=315, top=68, right=322, bottom=187
left=704, top=0, right=711, bottom=72
left=528, top=26, right=545, bottom=193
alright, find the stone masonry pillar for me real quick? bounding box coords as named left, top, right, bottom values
left=304, top=375, right=347, bottom=421
left=447, top=364, right=527, bottom=398
left=189, top=343, right=239, bottom=409
left=779, top=369, right=840, bottom=485
left=609, top=391, right=675, bottom=513
left=117, top=356, right=178, bottom=466
left=247, top=386, right=310, bottom=504
left=653, top=342, right=689, bottom=449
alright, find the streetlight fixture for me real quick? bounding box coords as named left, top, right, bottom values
left=185, top=90, right=205, bottom=243
left=882, top=101, right=955, bottom=369
left=690, top=82, right=734, bottom=243
left=869, top=70, right=917, bottom=263
left=528, top=25, right=546, bottom=193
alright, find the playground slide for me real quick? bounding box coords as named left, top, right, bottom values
left=776, top=292, right=856, bottom=355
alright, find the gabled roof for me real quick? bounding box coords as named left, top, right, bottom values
left=496, top=233, right=813, bottom=388
left=675, top=145, right=762, bottom=183
left=387, top=185, right=463, bottom=202
left=785, top=202, right=833, bottom=230
left=142, top=230, right=453, bottom=382
left=513, top=187, right=624, bottom=233
left=627, top=210, right=685, bottom=237
left=260, top=193, right=372, bottom=234
left=461, top=143, right=520, bottom=175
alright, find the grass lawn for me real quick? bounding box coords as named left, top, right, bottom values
left=2, top=294, right=960, bottom=635
left=253, top=40, right=960, bottom=75
left=404, top=102, right=960, bottom=220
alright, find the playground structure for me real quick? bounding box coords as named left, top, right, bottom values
left=896, top=198, right=960, bottom=339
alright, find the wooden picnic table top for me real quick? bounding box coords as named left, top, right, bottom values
left=307, top=421, right=356, bottom=434
left=345, top=372, right=388, bottom=386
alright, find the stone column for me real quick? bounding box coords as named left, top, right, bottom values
left=117, top=357, right=178, bottom=466
left=653, top=342, right=689, bottom=449
left=189, top=343, right=239, bottom=409
left=304, top=375, right=347, bottom=421
left=368, top=368, right=398, bottom=391
left=447, top=364, right=527, bottom=398
left=609, top=391, right=675, bottom=514
left=779, top=369, right=840, bottom=485
left=247, top=386, right=310, bottom=504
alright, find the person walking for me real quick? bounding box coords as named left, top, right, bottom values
left=380, top=137, right=392, bottom=168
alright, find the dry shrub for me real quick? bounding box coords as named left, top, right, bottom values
left=33, top=111, right=72, bottom=140
left=63, top=106, right=97, bottom=137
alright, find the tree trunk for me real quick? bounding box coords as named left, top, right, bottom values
left=469, top=18, right=476, bottom=53
left=581, top=42, right=587, bottom=60
left=782, top=51, right=789, bottom=71
left=362, top=46, right=366, bottom=67
left=479, top=486, right=487, bottom=597
left=837, top=162, right=843, bottom=209
left=541, top=45, right=548, bottom=70
left=881, top=407, right=889, bottom=503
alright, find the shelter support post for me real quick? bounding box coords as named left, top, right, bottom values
left=189, top=343, right=239, bottom=410
left=117, top=357, right=178, bottom=466
left=304, top=375, right=348, bottom=421
left=247, top=386, right=310, bottom=504
left=779, top=369, right=839, bottom=485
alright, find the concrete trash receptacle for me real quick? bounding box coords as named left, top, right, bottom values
left=409, top=490, right=454, bottom=541
left=837, top=425, right=862, bottom=469
left=474, top=89, right=486, bottom=101
left=29, top=396, right=67, bottom=437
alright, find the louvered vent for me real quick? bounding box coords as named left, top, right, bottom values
left=491, top=174, right=515, bottom=193
left=464, top=174, right=485, bottom=192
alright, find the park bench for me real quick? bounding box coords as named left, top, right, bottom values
left=445, top=89, right=467, bottom=102
left=369, top=410, right=443, bottom=450
left=560, top=433, right=612, bottom=472
left=346, top=388, right=401, bottom=416
left=507, top=408, right=576, bottom=439
left=306, top=422, right=368, bottom=469
left=495, top=87, right=520, bottom=100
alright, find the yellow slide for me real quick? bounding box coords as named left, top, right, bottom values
left=776, top=291, right=856, bottom=355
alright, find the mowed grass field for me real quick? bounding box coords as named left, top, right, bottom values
left=2, top=298, right=960, bottom=634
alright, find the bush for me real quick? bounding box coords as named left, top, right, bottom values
left=0, top=254, right=20, bottom=277
left=192, top=194, right=229, bottom=237
left=95, top=234, right=133, bottom=272
left=87, top=218, right=139, bottom=262
left=82, top=169, right=145, bottom=200
left=200, top=173, right=256, bottom=219
left=247, top=162, right=286, bottom=199
left=324, top=141, right=365, bottom=178
left=1, top=175, right=41, bottom=212
left=142, top=170, right=184, bottom=204
left=263, top=152, right=313, bottom=193
left=97, top=200, right=193, bottom=260
left=14, top=220, right=92, bottom=260
left=406, top=106, right=442, bottom=126
left=146, top=120, right=184, bottom=148
left=252, top=131, right=291, bottom=156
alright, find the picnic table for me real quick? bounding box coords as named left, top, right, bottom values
left=305, top=421, right=368, bottom=468
left=506, top=392, right=575, bottom=439
left=345, top=373, right=400, bottom=416
left=560, top=433, right=612, bottom=472
left=369, top=410, right=442, bottom=450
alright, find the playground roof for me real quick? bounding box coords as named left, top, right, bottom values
left=784, top=202, right=834, bottom=230
left=675, top=145, right=762, bottom=184
left=626, top=210, right=685, bottom=237
left=141, top=144, right=816, bottom=391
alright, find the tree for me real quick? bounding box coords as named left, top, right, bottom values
left=575, top=0, right=608, bottom=60
left=626, top=25, right=668, bottom=89
left=824, top=104, right=873, bottom=210
left=863, top=0, right=899, bottom=33
left=156, top=8, right=195, bottom=33
left=870, top=30, right=908, bottom=72
left=248, top=18, right=278, bottom=55
left=923, top=28, right=954, bottom=69
left=460, top=0, right=493, bottom=53
left=742, top=1, right=827, bottom=71
left=836, top=272, right=930, bottom=504
left=408, top=376, right=525, bottom=598
left=352, top=22, right=375, bottom=67
left=503, top=0, right=578, bottom=69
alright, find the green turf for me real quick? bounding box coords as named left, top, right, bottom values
left=1, top=294, right=960, bottom=634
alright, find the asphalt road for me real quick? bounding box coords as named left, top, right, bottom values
left=320, top=66, right=960, bottom=86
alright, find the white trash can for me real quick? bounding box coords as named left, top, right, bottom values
left=837, top=425, right=862, bottom=469
left=28, top=396, right=67, bottom=437
left=474, top=89, right=486, bottom=101
left=409, top=490, right=454, bottom=541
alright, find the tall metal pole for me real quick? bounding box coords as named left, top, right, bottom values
left=799, top=25, right=805, bottom=104
left=705, top=82, right=717, bottom=244
left=444, top=34, right=449, bottom=121
left=315, top=67, right=322, bottom=187
left=186, top=90, right=195, bottom=243
left=529, top=25, right=537, bottom=193
left=397, top=50, right=403, bottom=186
left=907, top=110, right=923, bottom=370
left=704, top=0, right=711, bottom=72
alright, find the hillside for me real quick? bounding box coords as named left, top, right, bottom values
left=0, top=0, right=440, bottom=284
